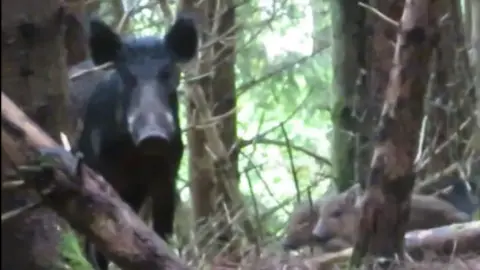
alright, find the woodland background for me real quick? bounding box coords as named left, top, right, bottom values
left=1, top=0, right=479, bottom=269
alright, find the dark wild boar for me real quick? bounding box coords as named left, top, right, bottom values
left=64, top=14, right=199, bottom=270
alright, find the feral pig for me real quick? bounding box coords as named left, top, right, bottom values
left=282, top=198, right=350, bottom=252
left=312, top=182, right=473, bottom=248
left=67, top=14, right=198, bottom=270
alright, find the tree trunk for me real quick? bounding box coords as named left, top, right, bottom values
left=421, top=0, right=476, bottom=178
left=329, top=0, right=406, bottom=191
left=468, top=0, right=480, bottom=159
left=420, top=0, right=455, bottom=177
left=356, top=0, right=406, bottom=189
left=1, top=1, right=73, bottom=269
left=474, top=0, right=480, bottom=133
left=328, top=0, right=368, bottom=191
left=447, top=0, right=475, bottom=164
left=351, top=0, right=436, bottom=268
left=182, top=0, right=241, bottom=258
left=180, top=0, right=216, bottom=253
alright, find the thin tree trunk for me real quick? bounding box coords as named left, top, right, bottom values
left=328, top=0, right=368, bottom=191
left=182, top=0, right=242, bottom=258
left=351, top=0, right=436, bottom=267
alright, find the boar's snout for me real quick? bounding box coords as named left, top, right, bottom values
left=312, top=220, right=334, bottom=243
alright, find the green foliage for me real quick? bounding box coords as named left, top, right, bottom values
left=57, top=231, right=93, bottom=270
left=233, top=0, right=334, bottom=234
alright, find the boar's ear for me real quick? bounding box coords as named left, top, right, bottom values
left=88, top=18, right=122, bottom=66
left=344, top=188, right=358, bottom=206
left=164, top=14, right=199, bottom=63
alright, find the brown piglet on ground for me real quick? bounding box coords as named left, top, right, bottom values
left=312, top=185, right=471, bottom=248
left=282, top=197, right=351, bottom=252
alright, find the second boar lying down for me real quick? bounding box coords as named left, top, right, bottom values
left=312, top=184, right=472, bottom=249
left=283, top=181, right=475, bottom=252
left=282, top=199, right=350, bottom=252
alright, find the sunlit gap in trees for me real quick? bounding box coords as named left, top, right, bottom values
left=238, top=0, right=330, bottom=206
left=258, top=0, right=314, bottom=59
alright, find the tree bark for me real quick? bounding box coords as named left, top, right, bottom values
left=475, top=0, right=480, bottom=131
left=183, top=0, right=243, bottom=258
left=1, top=1, right=72, bottom=269
left=470, top=0, right=480, bottom=152
left=351, top=0, right=437, bottom=267
left=64, top=0, right=89, bottom=66
left=328, top=0, right=368, bottom=191
left=357, top=0, right=407, bottom=188
left=329, top=0, right=406, bottom=191
left=2, top=92, right=191, bottom=270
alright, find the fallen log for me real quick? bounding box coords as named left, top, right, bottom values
left=1, top=91, right=191, bottom=270
left=305, top=221, right=480, bottom=269
left=404, top=221, right=480, bottom=255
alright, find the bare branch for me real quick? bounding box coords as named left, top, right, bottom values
left=358, top=2, right=399, bottom=28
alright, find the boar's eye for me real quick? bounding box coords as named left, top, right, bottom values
left=331, top=209, right=343, bottom=218
left=158, top=68, right=171, bottom=80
